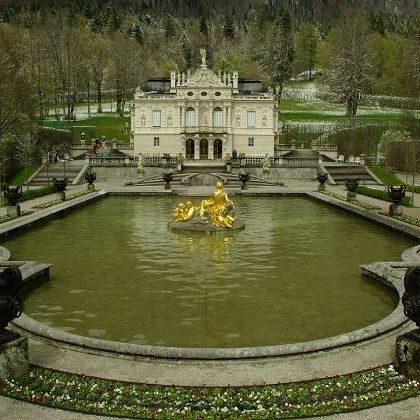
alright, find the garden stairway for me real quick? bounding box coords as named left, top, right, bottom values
left=323, top=163, right=378, bottom=185
left=28, top=160, right=86, bottom=186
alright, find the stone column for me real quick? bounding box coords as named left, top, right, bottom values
left=194, top=134, right=200, bottom=160
left=209, top=135, right=214, bottom=160
left=180, top=106, right=185, bottom=127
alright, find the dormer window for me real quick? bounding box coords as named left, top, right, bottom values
left=201, top=92, right=208, bottom=96
left=215, top=92, right=221, bottom=96
left=187, top=92, right=193, bottom=97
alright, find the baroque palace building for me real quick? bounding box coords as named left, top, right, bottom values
left=131, top=50, right=277, bottom=160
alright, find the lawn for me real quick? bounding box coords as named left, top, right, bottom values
left=9, top=166, right=39, bottom=185
left=41, top=114, right=131, bottom=143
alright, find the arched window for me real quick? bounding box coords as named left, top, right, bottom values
left=213, top=107, right=223, bottom=128
left=185, top=107, right=195, bottom=127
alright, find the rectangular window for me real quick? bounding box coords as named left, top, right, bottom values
left=185, top=108, right=195, bottom=127
left=248, top=137, right=254, bottom=146
left=154, top=137, right=160, bottom=146
left=152, top=110, right=161, bottom=127
left=213, top=109, right=223, bottom=127
left=247, top=111, right=256, bottom=128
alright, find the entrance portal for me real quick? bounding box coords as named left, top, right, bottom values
left=186, top=139, right=194, bottom=159
left=200, top=139, right=208, bottom=159
left=214, top=139, right=223, bottom=159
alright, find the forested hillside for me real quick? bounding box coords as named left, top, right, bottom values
left=0, top=0, right=419, bottom=19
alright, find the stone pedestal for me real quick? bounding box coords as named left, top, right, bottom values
left=347, top=191, right=356, bottom=201
left=389, top=203, right=403, bottom=216
left=87, top=184, right=95, bottom=191
left=6, top=205, right=21, bottom=217
left=226, top=163, right=231, bottom=174
left=0, top=334, right=29, bottom=380
left=241, top=185, right=247, bottom=190
left=164, top=184, right=171, bottom=190
left=396, top=330, right=420, bottom=380
left=57, top=191, right=66, bottom=201
left=318, top=184, right=326, bottom=192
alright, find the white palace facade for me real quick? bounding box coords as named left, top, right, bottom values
left=131, top=52, right=277, bottom=160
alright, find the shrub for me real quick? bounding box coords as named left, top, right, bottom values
left=355, top=185, right=412, bottom=206
left=19, top=185, right=56, bottom=202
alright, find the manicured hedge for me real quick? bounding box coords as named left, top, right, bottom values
left=355, top=185, right=412, bottom=206
left=19, top=185, right=57, bottom=202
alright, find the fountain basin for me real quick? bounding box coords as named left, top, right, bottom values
left=0, top=192, right=418, bottom=359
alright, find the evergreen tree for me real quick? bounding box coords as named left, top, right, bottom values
left=130, top=18, right=143, bottom=43
left=88, top=12, right=104, bottom=33
left=223, top=16, right=235, bottom=39
left=199, top=15, right=208, bottom=34
left=164, top=14, right=176, bottom=38
left=180, top=32, right=192, bottom=68
left=295, top=23, right=318, bottom=78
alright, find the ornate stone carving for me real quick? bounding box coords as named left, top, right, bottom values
left=402, top=268, right=420, bottom=328
left=187, top=68, right=225, bottom=88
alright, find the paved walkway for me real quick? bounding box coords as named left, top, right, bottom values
left=2, top=179, right=420, bottom=418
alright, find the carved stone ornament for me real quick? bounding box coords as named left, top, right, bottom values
left=186, top=68, right=225, bottom=88
left=402, top=267, right=420, bottom=328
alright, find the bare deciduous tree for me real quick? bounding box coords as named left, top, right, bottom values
left=326, top=16, right=376, bottom=119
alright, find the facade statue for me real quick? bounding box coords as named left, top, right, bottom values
left=173, top=181, right=235, bottom=228
left=137, top=153, right=144, bottom=173
left=200, top=48, right=207, bottom=68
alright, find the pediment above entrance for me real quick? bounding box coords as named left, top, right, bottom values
left=186, top=68, right=226, bottom=88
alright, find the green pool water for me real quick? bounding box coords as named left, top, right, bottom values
left=4, top=196, right=415, bottom=348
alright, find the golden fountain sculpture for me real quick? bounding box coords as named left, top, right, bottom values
left=173, top=181, right=237, bottom=229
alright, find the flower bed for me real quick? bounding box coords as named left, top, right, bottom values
left=320, top=190, right=381, bottom=210
left=32, top=190, right=94, bottom=209
left=382, top=213, right=420, bottom=228
left=0, top=211, right=33, bottom=224
left=0, top=365, right=418, bottom=418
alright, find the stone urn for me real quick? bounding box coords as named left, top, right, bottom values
left=396, top=267, right=420, bottom=380
left=53, top=177, right=68, bottom=201
left=345, top=178, right=359, bottom=201
left=388, top=185, right=406, bottom=216
left=162, top=172, right=174, bottom=190
left=84, top=172, right=96, bottom=191
left=4, top=186, right=22, bottom=217
left=317, top=173, right=328, bottom=192
left=0, top=267, right=23, bottom=343
left=0, top=267, right=28, bottom=380
left=239, top=172, right=251, bottom=190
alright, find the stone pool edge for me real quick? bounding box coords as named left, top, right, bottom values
left=2, top=188, right=417, bottom=359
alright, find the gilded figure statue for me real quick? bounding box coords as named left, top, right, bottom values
left=173, top=181, right=235, bottom=228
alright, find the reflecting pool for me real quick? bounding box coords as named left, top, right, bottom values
left=5, top=196, right=415, bottom=347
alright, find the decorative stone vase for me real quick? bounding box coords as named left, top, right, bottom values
left=239, top=172, right=250, bottom=190
left=345, top=179, right=359, bottom=201
left=0, top=267, right=28, bottom=380
left=53, top=177, right=68, bottom=201
left=4, top=186, right=22, bottom=217
left=396, top=268, right=420, bottom=380
left=0, top=267, right=23, bottom=344
left=162, top=172, right=174, bottom=190
left=317, top=173, right=328, bottom=192
left=388, top=185, right=406, bottom=216
left=84, top=172, right=96, bottom=191
left=4, top=186, right=22, bottom=207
